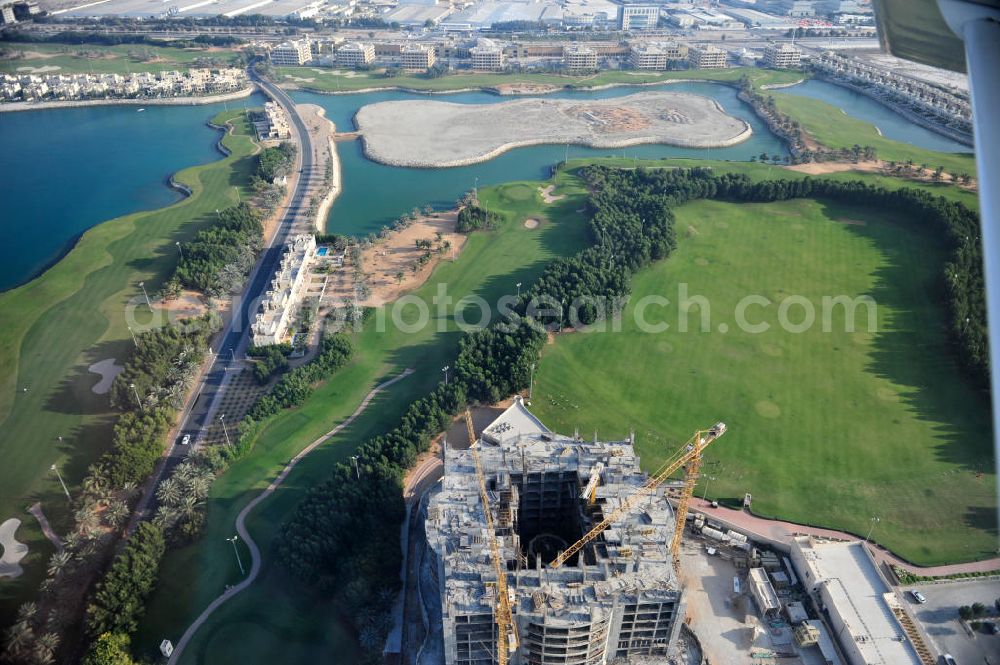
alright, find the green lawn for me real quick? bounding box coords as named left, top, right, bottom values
left=770, top=91, right=977, bottom=178
left=0, top=109, right=256, bottom=625
left=135, top=181, right=591, bottom=662
left=0, top=42, right=241, bottom=75
left=530, top=185, right=995, bottom=565
left=277, top=65, right=804, bottom=94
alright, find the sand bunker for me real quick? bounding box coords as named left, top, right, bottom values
left=16, top=65, right=61, bottom=73
left=355, top=91, right=751, bottom=168
left=88, top=358, right=124, bottom=395
left=524, top=219, right=540, bottom=229
left=539, top=185, right=564, bottom=203
left=0, top=518, right=29, bottom=580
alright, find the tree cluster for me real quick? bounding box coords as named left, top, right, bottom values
left=86, top=523, right=165, bottom=637
left=456, top=204, right=502, bottom=233
left=250, top=343, right=291, bottom=385
left=255, top=142, right=296, bottom=182
left=171, top=203, right=263, bottom=296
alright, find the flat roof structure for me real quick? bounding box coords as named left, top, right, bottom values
left=51, top=0, right=329, bottom=18
left=790, top=537, right=923, bottom=665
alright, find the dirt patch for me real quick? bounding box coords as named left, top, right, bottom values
left=156, top=289, right=211, bottom=319
left=837, top=218, right=867, bottom=226
left=523, top=218, right=540, bottom=229
left=494, top=82, right=561, bottom=95
left=323, top=212, right=466, bottom=309
left=539, top=184, right=564, bottom=204
left=785, top=160, right=882, bottom=175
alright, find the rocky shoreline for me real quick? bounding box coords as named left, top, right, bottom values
left=0, top=86, right=256, bottom=113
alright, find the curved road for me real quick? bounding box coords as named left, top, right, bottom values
left=167, top=368, right=414, bottom=665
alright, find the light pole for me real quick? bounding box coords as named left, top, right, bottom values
left=138, top=281, right=151, bottom=309
left=442, top=365, right=450, bottom=386
left=175, top=241, right=183, bottom=258
left=230, top=347, right=236, bottom=363
left=701, top=475, right=717, bottom=501
left=51, top=462, right=71, bottom=502
left=227, top=535, right=245, bottom=575
left=351, top=455, right=360, bottom=480
left=220, top=414, right=231, bottom=446
left=130, top=383, right=143, bottom=412
left=127, top=325, right=138, bottom=348
left=528, top=362, right=536, bottom=400
left=474, top=177, right=479, bottom=202
left=864, top=516, right=880, bottom=543
left=516, top=282, right=522, bottom=299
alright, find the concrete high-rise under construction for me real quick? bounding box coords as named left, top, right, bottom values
left=425, top=398, right=685, bottom=665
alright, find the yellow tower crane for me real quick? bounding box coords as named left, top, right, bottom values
left=549, top=422, right=727, bottom=570
left=466, top=410, right=519, bottom=665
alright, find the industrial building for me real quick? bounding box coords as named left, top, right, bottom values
left=763, top=43, right=802, bottom=68
left=336, top=42, right=376, bottom=68
left=425, top=399, right=690, bottom=665
left=789, top=536, right=927, bottom=665
left=251, top=234, right=316, bottom=347
left=688, top=45, right=728, bottom=69
left=270, top=39, right=312, bottom=66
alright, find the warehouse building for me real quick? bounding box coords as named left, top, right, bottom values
left=789, top=536, right=925, bottom=665
left=426, top=398, right=686, bottom=665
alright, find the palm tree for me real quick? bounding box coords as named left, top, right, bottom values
left=156, top=478, right=181, bottom=506
left=154, top=505, right=180, bottom=530
left=178, top=494, right=201, bottom=521
left=3, top=620, right=34, bottom=657
left=104, top=501, right=129, bottom=529
left=34, top=632, right=60, bottom=663
left=74, top=505, right=99, bottom=537
left=46, top=551, right=72, bottom=578
left=16, top=603, right=36, bottom=624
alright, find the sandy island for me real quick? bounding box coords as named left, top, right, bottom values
left=355, top=91, right=751, bottom=168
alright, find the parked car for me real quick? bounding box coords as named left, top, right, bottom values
left=911, top=590, right=927, bottom=604
left=942, top=654, right=957, bottom=665
left=179, top=434, right=191, bottom=446
left=985, top=622, right=999, bottom=635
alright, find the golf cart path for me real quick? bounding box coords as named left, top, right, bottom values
left=167, top=367, right=414, bottom=664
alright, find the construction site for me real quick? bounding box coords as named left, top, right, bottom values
left=422, top=398, right=725, bottom=665
left=408, top=398, right=943, bottom=665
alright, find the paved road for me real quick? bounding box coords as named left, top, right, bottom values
left=133, top=69, right=315, bottom=524
left=167, top=368, right=414, bottom=665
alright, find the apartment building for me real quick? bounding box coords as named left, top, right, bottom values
left=336, top=42, right=376, bottom=68
left=688, top=44, right=728, bottom=69
left=469, top=38, right=505, bottom=70
left=270, top=39, right=312, bottom=66
left=400, top=43, right=436, bottom=69
left=629, top=41, right=687, bottom=70
left=763, top=43, right=802, bottom=68
left=563, top=45, right=597, bottom=71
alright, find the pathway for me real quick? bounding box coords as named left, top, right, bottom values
left=684, top=497, right=1000, bottom=576
left=167, top=368, right=415, bottom=665
left=27, top=502, right=63, bottom=553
